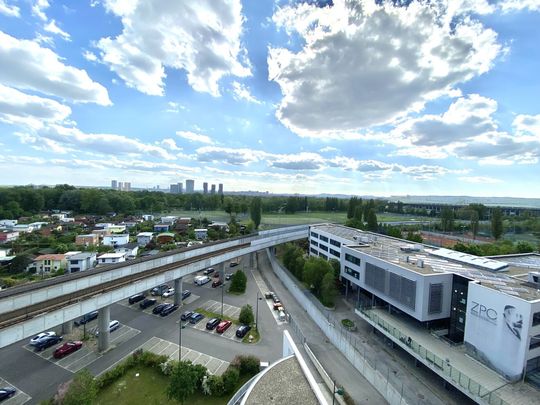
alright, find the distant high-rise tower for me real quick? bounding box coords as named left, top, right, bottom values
left=203, top=182, right=208, bottom=194
left=211, top=184, right=216, bottom=194
left=178, top=183, right=183, bottom=194
left=170, top=184, right=179, bottom=194
left=124, top=182, right=131, bottom=191
left=118, top=181, right=123, bottom=191
left=111, top=180, right=117, bottom=190
left=186, top=179, right=195, bottom=193
left=218, top=183, right=223, bottom=195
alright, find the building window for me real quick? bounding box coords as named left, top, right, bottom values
left=345, top=266, right=360, bottom=280
left=320, top=253, right=327, bottom=260
left=319, top=235, right=328, bottom=242
left=310, top=239, right=318, bottom=247
left=310, top=247, right=317, bottom=255
left=330, top=249, right=340, bottom=258
left=330, top=239, right=341, bottom=247
left=319, top=244, right=328, bottom=252
left=345, top=253, right=361, bottom=266
left=530, top=334, right=540, bottom=350
left=533, top=312, right=540, bottom=327
left=428, top=283, right=443, bottom=314
left=310, top=232, right=319, bottom=239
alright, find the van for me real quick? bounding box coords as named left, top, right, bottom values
left=278, top=310, right=286, bottom=322
left=195, top=276, right=210, bottom=286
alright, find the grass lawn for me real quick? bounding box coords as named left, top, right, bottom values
left=95, top=366, right=228, bottom=405
left=242, top=327, right=260, bottom=344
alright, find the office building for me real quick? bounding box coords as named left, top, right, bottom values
left=170, top=183, right=183, bottom=194
left=111, top=180, right=117, bottom=189
left=118, top=181, right=123, bottom=191
left=186, top=179, right=194, bottom=193
left=203, top=182, right=208, bottom=194
left=211, top=184, right=216, bottom=194
left=123, top=182, right=131, bottom=191
left=218, top=183, right=223, bottom=195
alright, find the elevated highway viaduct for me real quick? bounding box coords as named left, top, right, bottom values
left=0, top=225, right=309, bottom=350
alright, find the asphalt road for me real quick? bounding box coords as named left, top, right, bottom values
left=0, top=255, right=285, bottom=404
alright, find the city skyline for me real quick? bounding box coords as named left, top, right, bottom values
left=0, top=1, right=539, bottom=197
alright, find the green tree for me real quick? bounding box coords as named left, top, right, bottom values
left=303, top=257, right=332, bottom=296
left=320, top=271, right=338, bottom=307
left=366, top=208, right=378, bottom=231
left=62, top=369, right=97, bottom=405
left=470, top=210, right=479, bottom=239
left=239, top=304, right=254, bottom=325
left=440, top=207, right=455, bottom=232
left=8, top=254, right=32, bottom=274
left=406, top=231, right=423, bottom=243
left=516, top=241, right=534, bottom=253
left=250, top=197, right=262, bottom=229
left=491, top=207, right=503, bottom=240
left=229, top=270, right=247, bottom=293
left=167, top=361, right=199, bottom=404
left=387, top=226, right=402, bottom=238
left=222, top=366, right=240, bottom=394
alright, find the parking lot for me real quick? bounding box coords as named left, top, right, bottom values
left=199, top=299, right=241, bottom=319
left=0, top=378, right=30, bottom=405
left=23, top=324, right=140, bottom=373
left=138, top=337, right=230, bottom=376
left=119, top=292, right=201, bottom=317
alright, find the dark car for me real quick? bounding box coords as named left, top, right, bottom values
left=34, top=335, right=63, bottom=351
left=128, top=293, right=145, bottom=304
left=189, top=313, right=204, bottom=324
left=203, top=268, right=215, bottom=275
left=160, top=304, right=179, bottom=317
left=206, top=318, right=221, bottom=330
left=181, top=290, right=191, bottom=300
left=180, top=311, right=193, bottom=321
left=236, top=325, right=251, bottom=338
left=212, top=279, right=222, bottom=288
left=229, top=262, right=239, bottom=267
left=151, top=284, right=169, bottom=296
left=139, top=298, right=157, bottom=309
left=0, top=387, right=16, bottom=401
left=272, top=295, right=281, bottom=304
left=225, top=273, right=233, bottom=281
left=74, top=311, right=98, bottom=326
left=264, top=291, right=274, bottom=299
left=152, top=303, right=169, bottom=315
left=53, top=341, right=83, bottom=359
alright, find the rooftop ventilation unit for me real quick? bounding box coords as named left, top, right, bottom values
left=528, top=272, right=540, bottom=286
left=417, top=259, right=424, bottom=269
left=400, top=244, right=422, bottom=253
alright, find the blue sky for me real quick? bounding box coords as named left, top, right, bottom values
left=0, top=0, right=539, bottom=197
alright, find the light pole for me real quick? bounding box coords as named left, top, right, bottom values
left=178, top=320, right=185, bottom=361
left=255, top=291, right=262, bottom=330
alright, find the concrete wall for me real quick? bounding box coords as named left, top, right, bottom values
left=266, top=249, right=411, bottom=405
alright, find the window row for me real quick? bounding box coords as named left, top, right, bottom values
left=345, top=253, right=361, bottom=266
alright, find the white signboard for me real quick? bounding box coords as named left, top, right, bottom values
left=464, top=283, right=530, bottom=381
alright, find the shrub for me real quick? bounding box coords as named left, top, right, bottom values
left=341, top=319, right=355, bottom=328
left=61, top=369, right=97, bottom=405
left=206, top=375, right=225, bottom=396
left=239, top=304, right=254, bottom=326
left=229, top=270, right=247, bottom=293
left=222, top=366, right=240, bottom=394
left=232, top=355, right=260, bottom=377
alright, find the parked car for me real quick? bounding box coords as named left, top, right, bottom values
left=53, top=341, right=83, bottom=359
left=206, top=318, right=221, bottom=330
left=128, top=293, right=145, bottom=304
left=194, top=276, right=210, bottom=286
left=162, top=288, right=175, bottom=298
left=225, top=273, right=233, bottom=281
left=216, top=320, right=232, bottom=333
left=229, top=262, right=239, bottom=267
left=160, top=304, right=179, bottom=317
left=278, top=310, right=287, bottom=322
left=29, top=331, right=56, bottom=346
left=212, top=279, right=222, bottom=288
left=181, top=311, right=193, bottom=321
left=272, top=295, right=281, bottom=304
left=151, top=284, right=169, bottom=296
left=189, top=313, right=204, bottom=324
left=139, top=298, right=157, bottom=309
left=0, top=387, right=16, bottom=401
left=203, top=268, right=215, bottom=275
left=152, top=303, right=169, bottom=315
left=34, top=335, right=62, bottom=352
left=236, top=325, right=251, bottom=338
left=74, top=311, right=98, bottom=326
left=264, top=291, right=274, bottom=299
left=273, top=302, right=284, bottom=311
left=181, top=290, right=191, bottom=300
left=96, top=320, right=120, bottom=335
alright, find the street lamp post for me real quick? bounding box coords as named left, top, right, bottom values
left=255, top=291, right=262, bottom=330
left=178, top=321, right=185, bottom=361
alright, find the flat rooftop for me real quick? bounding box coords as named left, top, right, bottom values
left=312, top=224, right=540, bottom=302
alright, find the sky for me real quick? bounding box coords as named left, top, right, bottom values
left=0, top=0, right=539, bottom=197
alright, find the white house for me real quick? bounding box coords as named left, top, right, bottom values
left=0, top=231, right=19, bottom=244
left=0, top=220, right=17, bottom=228
left=67, top=252, right=97, bottom=273
left=194, top=228, right=208, bottom=240
left=161, top=215, right=177, bottom=224
left=142, top=214, right=154, bottom=221
left=97, top=252, right=127, bottom=265
left=27, top=254, right=66, bottom=273
left=12, top=224, right=34, bottom=233
left=137, top=232, right=154, bottom=246
left=29, top=222, right=48, bottom=230
left=102, top=234, right=130, bottom=247
left=115, top=243, right=139, bottom=259
left=60, top=217, right=75, bottom=223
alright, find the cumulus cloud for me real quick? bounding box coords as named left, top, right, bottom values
left=0, top=31, right=111, bottom=105
left=231, top=81, right=261, bottom=104
left=269, top=152, right=324, bottom=170
left=269, top=0, right=502, bottom=138
left=458, top=176, right=502, bottom=184
left=97, top=0, right=251, bottom=96
left=513, top=114, right=540, bottom=137
left=44, top=20, right=71, bottom=41
left=196, top=146, right=263, bottom=165
left=160, top=138, right=183, bottom=151
left=0, top=0, right=19, bottom=17
left=176, top=131, right=214, bottom=145
left=32, top=0, right=49, bottom=20
left=166, top=102, right=186, bottom=113
left=319, top=146, right=339, bottom=153
left=0, top=84, right=72, bottom=129
left=499, top=0, right=540, bottom=12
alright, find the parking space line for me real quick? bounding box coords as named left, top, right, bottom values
left=0, top=377, right=31, bottom=405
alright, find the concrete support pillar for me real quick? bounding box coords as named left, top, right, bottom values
left=249, top=252, right=256, bottom=269
left=174, top=277, right=183, bottom=306
left=98, top=306, right=110, bottom=352
left=218, top=262, right=225, bottom=279
left=62, top=321, right=73, bottom=335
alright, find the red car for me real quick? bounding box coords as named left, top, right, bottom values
left=53, top=341, right=83, bottom=359
left=216, top=320, right=232, bottom=333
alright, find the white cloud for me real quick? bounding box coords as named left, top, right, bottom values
left=269, top=0, right=502, bottom=138
left=160, top=138, right=183, bottom=151
left=0, top=0, right=19, bottom=17
left=513, top=114, right=540, bottom=138
left=458, top=176, right=502, bottom=184
left=166, top=102, right=186, bottom=113
left=231, top=81, right=261, bottom=104
left=0, top=31, right=111, bottom=105
left=44, top=20, right=71, bottom=41
left=34, top=33, right=54, bottom=46
left=32, top=0, right=49, bottom=21
left=97, top=0, right=251, bottom=96
left=83, top=51, right=98, bottom=62
left=269, top=152, right=324, bottom=170
left=499, top=0, right=540, bottom=12
left=319, top=146, right=339, bottom=153
left=176, top=131, right=214, bottom=145
left=196, top=146, right=263, bottom=165
left=0, top=84, right=72, bottom=129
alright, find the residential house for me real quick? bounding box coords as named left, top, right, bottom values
left=60, top=217, right=75, bottom=223
left=102, top=234, right=130, bottom=247
left=115, top=243, right=139, bottom=259
left=142, top=214, right=154, bottom=221
left=97, top=252, right=127, bottom=265
left=174, top=218, right=191, bottom=235
left=27, top=254, right=66, bottom=273
left=209, top=222, right=229, bottom=232
left=75, top=234, right=100, bottom=246
left=92, top=229, right=110, bottom=238
left=12, top=224, right=34, bottom=233
left=0, top=231, right=19, bottom=244
left=67, top=252, right=97, bottom=273
left=51, top=213, right=66, bottom=221
left=137, top=232, right=154, bottom=246
left=154, top=224, right=170, bottom=232
left=140, top=249, right=160, bottom=257
left=40, top=224, right=62, bottom=237
left=156, top=232, right=175, bottom=244
left=0, top=248, right=11, bottom=258
left=121, top=221, right=139, bottom=229
left=160, top=216, right=177, bottom=224
left=0, top=220, right=17, bottom=228
left=29, top=222, right=48, bottom=230
left=194, top=228, right=208, bottom=240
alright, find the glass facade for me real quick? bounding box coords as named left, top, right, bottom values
left=345, top=253, right=361, bottom=266
left=447, top=274, right=469, bottom=343
left=345, top=266, right=360, bottom=279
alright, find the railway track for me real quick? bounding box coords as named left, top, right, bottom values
left=0, top=243, right=249, bottom=330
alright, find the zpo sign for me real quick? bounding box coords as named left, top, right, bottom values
left=470, top=301, right=497, bottom=324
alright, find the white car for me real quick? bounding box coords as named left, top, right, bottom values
left=29, top=331, right=56, bottom=346
left=162, top=288, right=175, bottom=298
left=95, top=320, right=120, bottom=336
